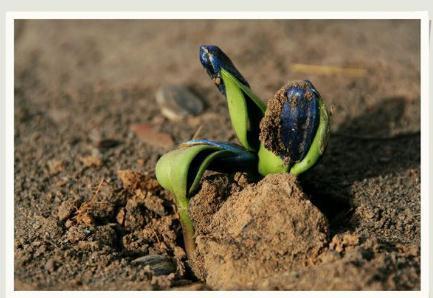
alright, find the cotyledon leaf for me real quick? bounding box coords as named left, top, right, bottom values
left=156, top=144, right=215, bottom=204
left=220, top=68, right=266, bottom=151
left=183, top=139, right=257, bottom=173
left=199, top=45, right=266, bottom=152
left=155, top=141, right=258, bottom=259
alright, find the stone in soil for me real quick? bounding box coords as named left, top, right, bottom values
left=46, top=159, right=65, bottom=175
left=130, top=123, right=174, bottom=149
left=131, top=254, right=177, bottom=276
left=155, top=85, right=204, bottom=121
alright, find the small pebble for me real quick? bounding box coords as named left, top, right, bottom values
left=156, top=85, right=204, bottom=121
left=47, top=159, right=65, bottom=175
left=79, top=155, right=102, bottom=168
left=132, top=254, right=176, bottom=276
left=116, top=208, right=126, bottom=225
left=130, top=123, right=174, bottom=149
left=57, top=199, right=79, bottom=221
left=65, top=219, right=74, bottom=229
left=45, top=259, right=57, bottom=273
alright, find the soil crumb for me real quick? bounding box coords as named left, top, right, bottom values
left=191, top=173, right=329, bottom=289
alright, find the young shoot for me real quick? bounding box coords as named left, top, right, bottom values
left=155, top=140, right=256, bottom=258
left=155, top=44, right=330, bottom=261
left=199, top=45, right=330, bottom=176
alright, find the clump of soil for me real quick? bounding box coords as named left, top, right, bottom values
left=188, top=172, right=420, bottom=290
left=190, top=173, right=329, bottom=289
left=189, top=172, right=255, bottom=236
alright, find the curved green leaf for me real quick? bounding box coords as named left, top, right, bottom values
left=155, top=144, right=215, bottom=204
left=187, top=150, right=232, bottom=196
left=155, top=141, right=258, bottom=258
left=220, top=68, right=266, bottom=151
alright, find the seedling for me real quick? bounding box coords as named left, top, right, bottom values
left=155, top=140, right=256, bottom=257
left=155, top=45, right=330, bottom=259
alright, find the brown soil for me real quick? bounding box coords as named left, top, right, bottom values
left=189, top=173, right=419, bottom=290
left=15, top=20, right=420, bottom=290
left=191, top=174, right=329, bottom=289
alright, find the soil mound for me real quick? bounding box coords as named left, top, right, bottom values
left=190, top=173, right=329, bottom=289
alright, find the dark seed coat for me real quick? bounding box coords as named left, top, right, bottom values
left=199, top=45, right=250, bottom=95
left=260, top=80, right=320, bottom=165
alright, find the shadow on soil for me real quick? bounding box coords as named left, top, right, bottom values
left=300, top=96, right=420, bottom=230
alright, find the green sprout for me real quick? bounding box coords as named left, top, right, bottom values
left=155, top=140, right=256, bottom=258
left=220, top=68, right=266, bottom=151
left=258, top=95, right=330, bottom=176
left=155, top=45, right=330, bottom=260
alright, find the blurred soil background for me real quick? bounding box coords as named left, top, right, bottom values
left=14, top=20, right=420, bottom=290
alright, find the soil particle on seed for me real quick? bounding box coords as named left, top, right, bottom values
left=259, top=81, right=313, bottom=165
left=191, top=173, right=329, bottom=289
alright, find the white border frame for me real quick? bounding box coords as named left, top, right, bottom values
left=4, top=11, right=429, bottom=298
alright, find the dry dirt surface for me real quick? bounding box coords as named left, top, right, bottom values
left=14, top=20, right=420, bottom=290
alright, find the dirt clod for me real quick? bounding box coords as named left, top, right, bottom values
left=76, top=181, right=123, bottom=225
left=191, top=174, right=329, bottom=289
left=57, top=198, right=80, bottom=221
left=189, top=173, right=256, bottom=235
left=79, top=155, right=102, bottom=168
left=47, top=159, right=65, bottom=175
left=45, top=259, right=57, bottom=273
left=329, top=232, right=360, bottom=253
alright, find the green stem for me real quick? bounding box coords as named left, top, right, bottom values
left=257, top=143, right=288, bottom=176
left=177, top=196, right=195, bottom=259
